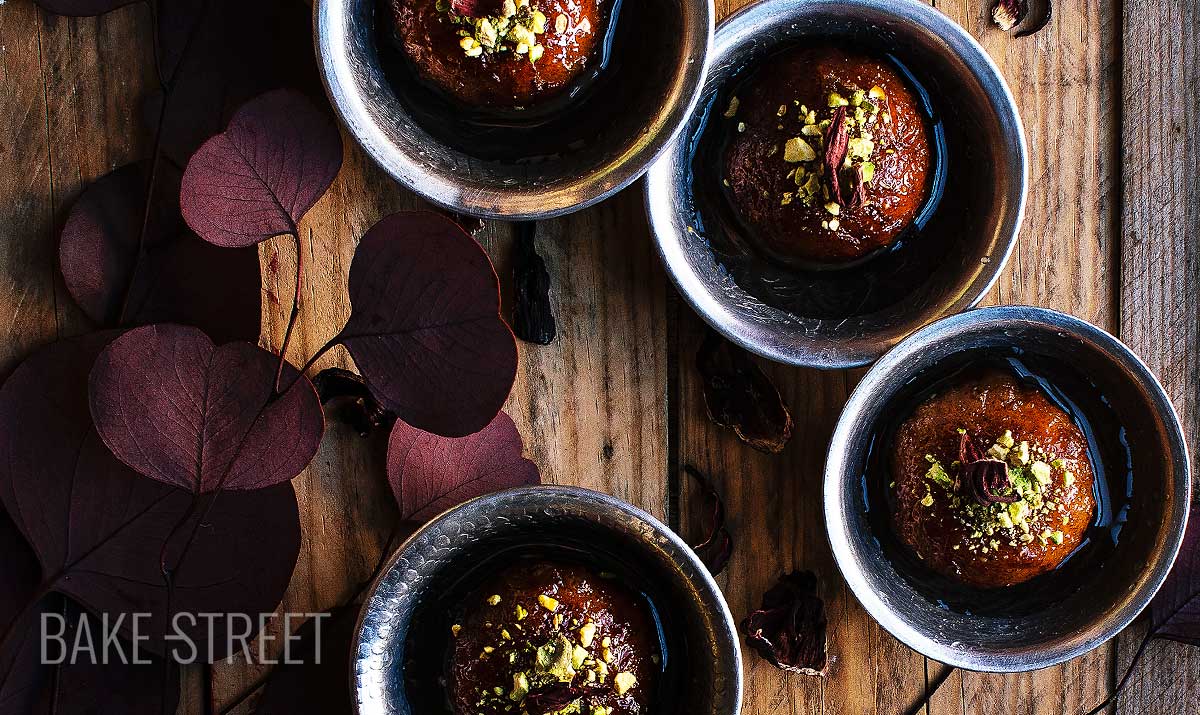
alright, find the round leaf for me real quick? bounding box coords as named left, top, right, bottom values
left=88, top=324, right=325, bottom=493
left=180, top=89, right=343, bottom=248
left=339, top=212, right=518, bottom=438
left=58, top=162, right=261, bottom=343
left=0, top=334, right=302, bottom=660
left=387, top=411, right=539, bottom=522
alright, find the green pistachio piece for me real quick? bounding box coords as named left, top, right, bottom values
left=783, top=136, right=817, bottom=163
left=614, top=672, right=638, bottom=695
left=1030, top=461, right=1052, bottom=485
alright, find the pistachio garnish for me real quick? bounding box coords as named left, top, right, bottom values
left=442, top=0, right=548, bottom=63
left=783, top=137, right=817, bottom=163
left=537, top=593, right=560, bottom=612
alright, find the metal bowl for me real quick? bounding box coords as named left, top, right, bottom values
left=824, top=306, right=1191, bottom=672
left=352, top=486, right=743, bottom=713
left=315, top=0, right=713, bottom=219
left=645, top=0, right=1028, bottom=367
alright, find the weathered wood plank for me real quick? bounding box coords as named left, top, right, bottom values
left=1114, top=0, right=1200, bottom=711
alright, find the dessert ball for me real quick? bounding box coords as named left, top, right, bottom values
left=889, top=372, right=1096, bottom=589
left=389, top=0, right=606, bottom=108
left=722, top=45, right=932, bottom=265
left=449, top=561, right=658, bottom=715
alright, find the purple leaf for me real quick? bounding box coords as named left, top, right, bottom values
left=1150, top=505, right=1200, bottom=646
left=252, top=605, right=360, bottom=714
left=335, top=212, right=518, bottom=438
left=30, top=599, right=180, bottom=715
left=88, top=324, right=324, bottom=493
left=153, top=0, right=325, bottom=164
left=0, top=333, right=302, bottom=660
left=181, top=89, right=343, bottom=248
left=0, top=508, right=45, bottom=715
left=388, top=411, right=539, bottom=522
left=33, top=0, right=138, bottom=16
left=58, top=162, right=261, bottom=343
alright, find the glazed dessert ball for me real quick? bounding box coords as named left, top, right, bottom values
left=448, top=561, right=658, bottom=715
left=388, top=0, right=606, bottom=108
left=722, top=45, right=932, bottom=265
left=889, top=372, right=1096, bottom=589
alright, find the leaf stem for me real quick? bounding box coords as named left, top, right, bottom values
left=273, top=230, right=305, bottom=395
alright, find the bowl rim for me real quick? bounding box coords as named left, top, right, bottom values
left=314, top=0, right=716, bottom=220
left=351, top=484, right=744, bottom=712
left=644, top=0, right=1029, bottom=368
left=823, top=304, right=1193, bottom=672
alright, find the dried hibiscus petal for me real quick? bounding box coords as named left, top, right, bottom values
left=684, top=465, right=733, bottom=575
left=964, top=459, right=1019, bottom=505
left=312, top=368, right=396, bottom=437
left=513, top=222, right=557, bottom=346
left=450, top=0, right=492, bottom=17
left=697, top=331, right=793, bottom=453
left=741, top=571, right=827, bottom=676
left=823, top=106, right=850, bottom=204
left=523, top=685, right=589, bottom=714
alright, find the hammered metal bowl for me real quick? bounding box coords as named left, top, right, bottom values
left=315, top=0, right=713, bottom=219
left=645, top=0, right=1028, bottom=367
left=825, top=306, right=1191, bottom=672
left=353, top=486, right=742, bottom=714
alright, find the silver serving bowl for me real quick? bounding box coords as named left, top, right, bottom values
left=645, top=0, right=1028, bottom=367
left=352, top=486, right=742, bottom=714
left=825, top=306, right=1191, bottom=672
left=315, top=0, right=713, bottom=219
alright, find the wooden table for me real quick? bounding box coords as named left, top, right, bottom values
left=1, top=0, right=1196, bottom=712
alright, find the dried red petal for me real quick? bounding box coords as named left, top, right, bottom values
left=847, top=164, right=868, bottom=210
left=684, top=466, right=733, bottom=575
left=964, top=459, right=1020, bottom=505
left=741, top=571, right=827, bottom=676
left=958, top=430, right=984, bottom=464
left=450, top=0, right=493, bottom=17
left=697, top=331, right=793, bottom=454
left=823, top=106, right=850, bottom=204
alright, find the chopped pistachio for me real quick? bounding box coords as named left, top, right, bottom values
left=1050, top=530, right=1065, bottom=544
left=572, top=645, right=589, bottom=669
left=509, top=672, right=529, bottom=701
left=555, top=12, right=568, bottom=33
left=1064, top=471, right=1076, bottom=487
left=501, top=628, right=512, bottom=640
left=535, top=635, right=576, bottom=682
left=538, top=594, right=560, bottom=612
left=847, top=136, right=874, bottom=159
left=451, top=624, right=462, bottom=637
left=528, top=43, right=544, bottom=62
left=828, top=218, right=840, bottom=231
left=997, top=430, right=1015, bottom=448
left=920, top=493, right=935, bottom=507
left=579, top=622, right=597, bottom=648
left=777, top=104, right=788, bottom=117
left=483, top=645, right=495, bottom=654
left=997, top=511, right=1014, bottom=529
left=614, top=671, right=638, bottom=695
left=1051, top=457, right=1066, bottom=469
left=860, top=161, right=876, bottom=183
left=723, top=96, right=740, bottom=118
left=824, top=201, right=841, bottom=216
left=1030, top=461, right=1052, bottom=485
left=1008, top=440, right=1031, bottom=466
left=850, top=89, right=866, bottom=106
left=487, top=594, right=502, bottom=606
left=801, top=123, right=822, bottom=137
left=783, top=136, right=817, bottom=163
left=737, top=121, right=746, bottom=133
left=515, top=604, right=528, bottom=620
left=987, top=444, right=1010, bottom=461
left=827, top=91, right=849, bottom=107
left=869, top=85, right=887, bottom=102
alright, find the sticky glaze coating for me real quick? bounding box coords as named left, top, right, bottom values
left=889, top=372, right=1096, bottom=589
left=388, top=0, right=605, bottom=108
left=722, top=45, right=932, bottom=265
left=449, top=561, right=657, bottom=715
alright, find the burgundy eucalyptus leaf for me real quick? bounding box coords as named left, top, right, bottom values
left=153, top=0, right=326, bottom=164
left=387, top=411, right=539, bottom=522
left=741, top=570, right=828, bottom=676
left=181, top=89, right=343, bottom=248
left=336, top=212, right=518, bottom=438
left=1149, top=506, right=1200, bottom=646
left=31, top=599, right=181, bottom=715
left=0, top=333, right=302, bottom=661
left=697, top=331, right=793, bottom=454
left=33, top=0, right=138, bottom=16
left=58, top=162, right=261, bottom=343
left=253, top=605, right=360, bottom=715
left=0, top=508, right=46, bottom=715
left=88, top=324, right=324, bottom=493
left=313, top=368, right=397, bottom=437
left=683, top=466, right=732, bottom=576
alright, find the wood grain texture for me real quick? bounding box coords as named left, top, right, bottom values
left=1114, top=0, right=1200, bottom=712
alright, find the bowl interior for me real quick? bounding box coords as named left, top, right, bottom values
left=317, top=0, right=710, bottom=218
left=353, top=488, right=741, bottom=714
left=646, top=0, right=1026, bottom=367
left=826, top=308, right=1190, bottom=671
